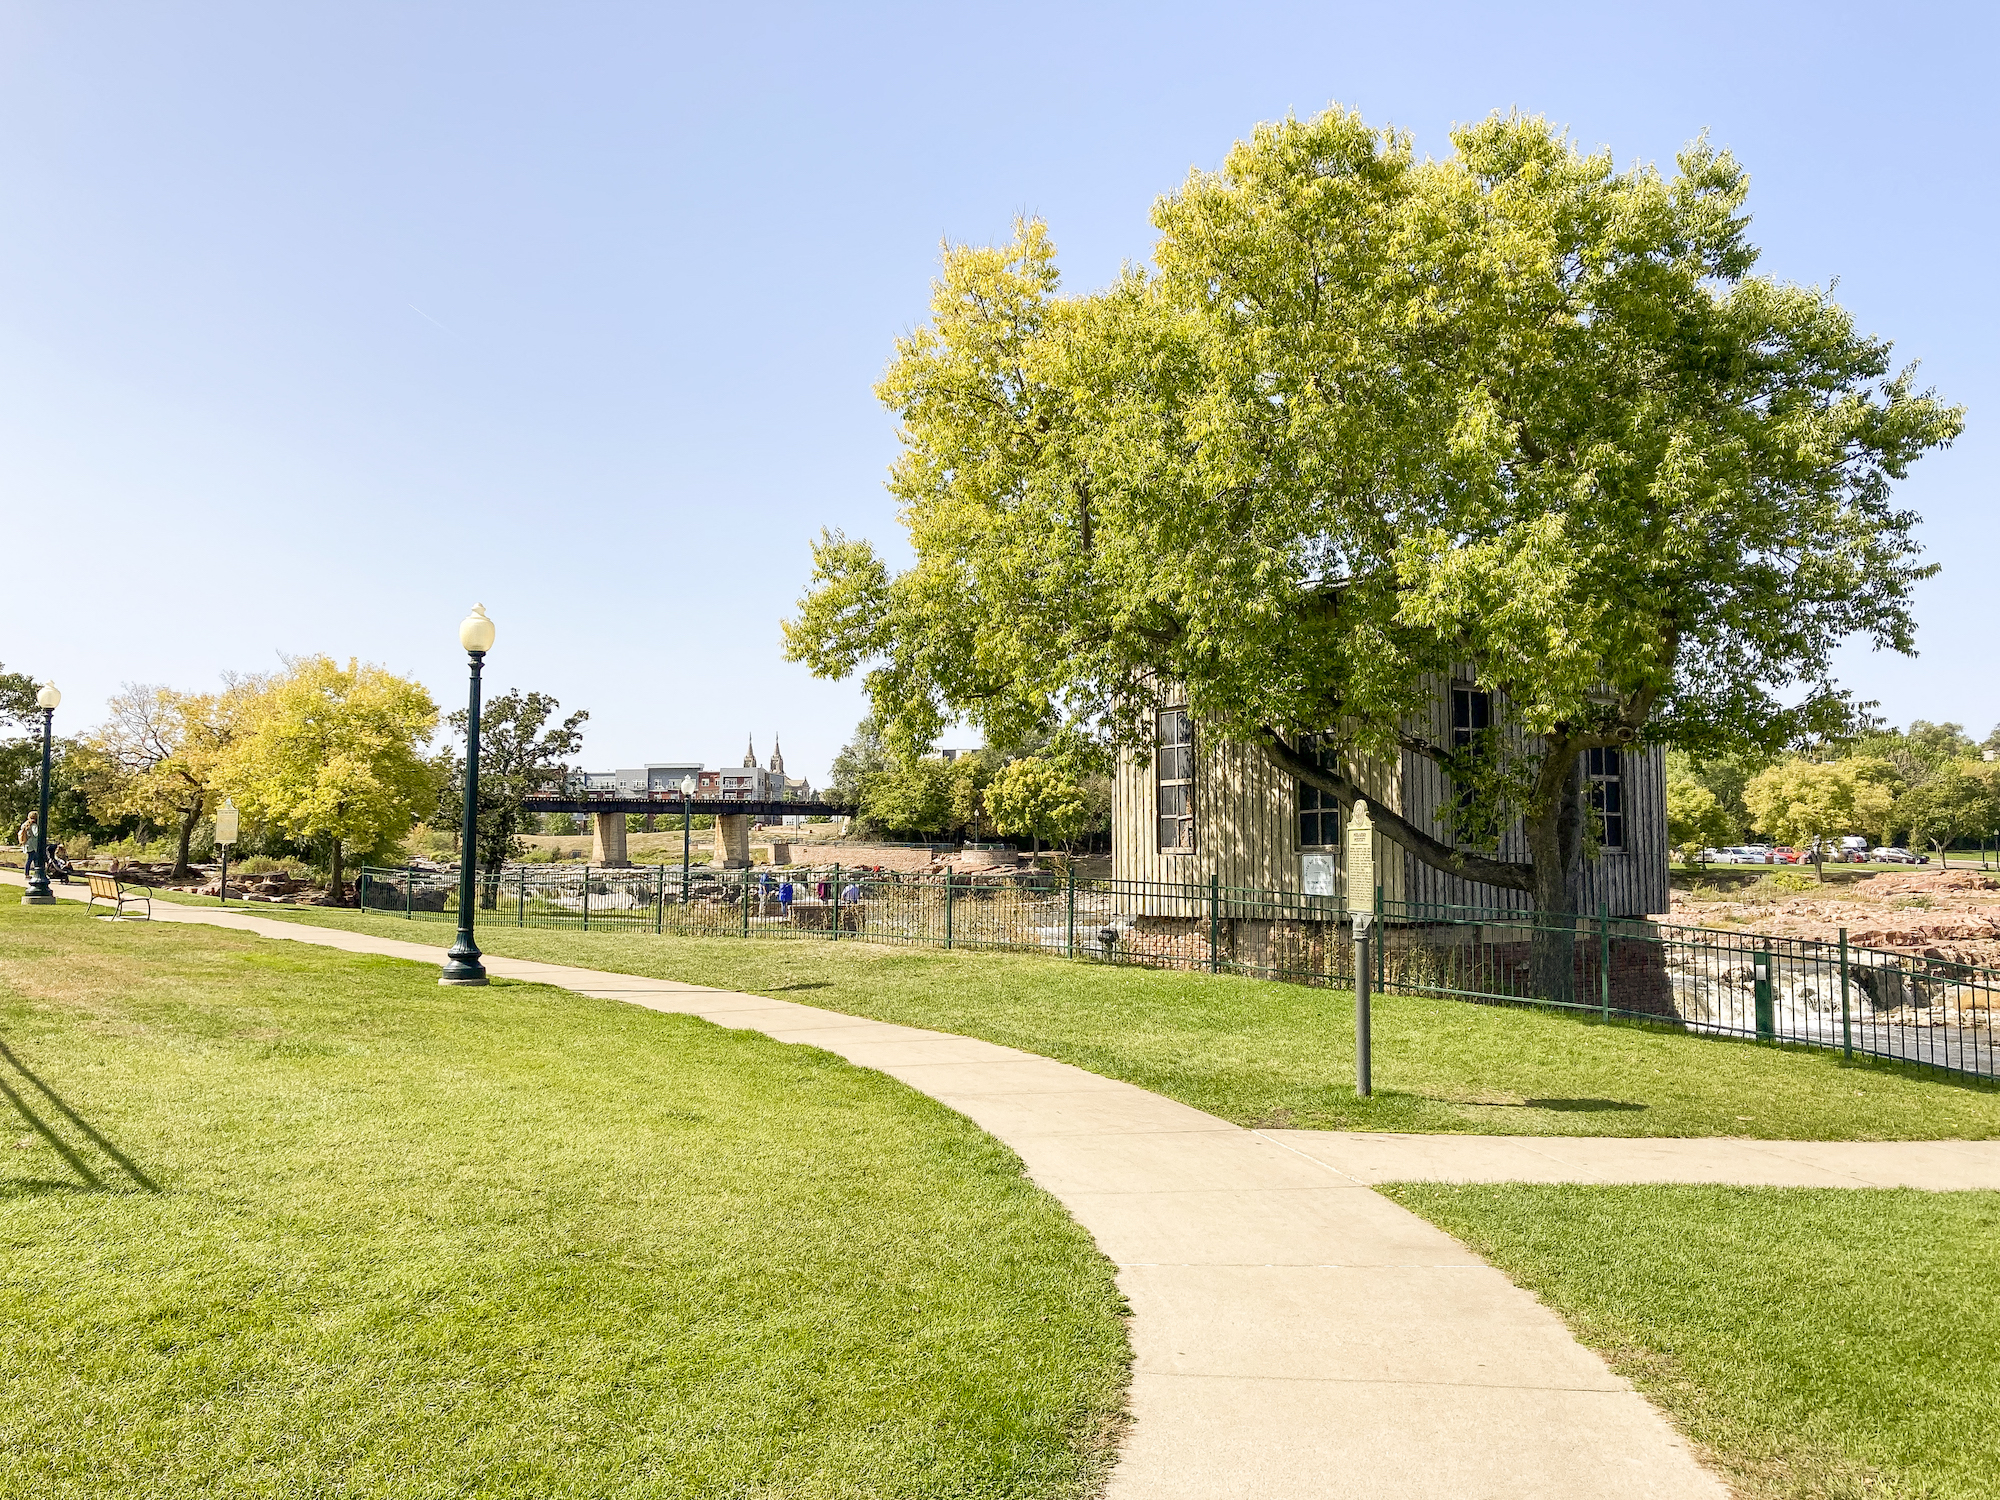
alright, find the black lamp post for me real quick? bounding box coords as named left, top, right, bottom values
left=680, top=775, right=695, bottom=902
left=20, top=682, right=60, bottom=906
left=441, top=605, right=495, bottom=986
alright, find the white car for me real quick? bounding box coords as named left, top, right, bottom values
left=1869, top=847, right=1927, bottom=864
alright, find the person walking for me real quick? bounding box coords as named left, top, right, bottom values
left=15, top=811, right=36, bottom=850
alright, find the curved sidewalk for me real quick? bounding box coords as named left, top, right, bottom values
left=14, top=886, right=1740, bottom=1497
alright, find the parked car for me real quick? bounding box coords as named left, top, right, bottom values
left=1869, top=846, right=1928, bottom=864
left=1710, top=846, right=1768, bottom=865
left=1773, top=847, right=1806, bottom=864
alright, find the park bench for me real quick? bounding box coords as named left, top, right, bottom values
left=85, top=872, right=151, bottom=921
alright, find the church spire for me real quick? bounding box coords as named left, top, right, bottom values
left=769, top=734, right=785, bottom=776
left=744, top=734, right=757, bottom=768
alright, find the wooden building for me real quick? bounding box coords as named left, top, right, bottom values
left=1111, top=688, right=1670, bottom=919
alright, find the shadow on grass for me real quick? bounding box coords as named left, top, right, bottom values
left=1523, top=1098, right=1650, bottom=1113
left=0, top=1037, right=159, bottom=1192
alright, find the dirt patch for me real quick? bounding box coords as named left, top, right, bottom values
left=1668, top=867, right=2000, bottom=966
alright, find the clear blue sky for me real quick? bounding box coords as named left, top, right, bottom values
left=2, top=1, right=1991, bottom=782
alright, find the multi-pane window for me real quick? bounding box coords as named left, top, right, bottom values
left=1587, top=747, right=1624, bottom=850
left=1154, top=707, right=1195, bottom=853
left=1450, top=688, right=1496, bottom=846
left=1296, top=737, right=1340, bottom=849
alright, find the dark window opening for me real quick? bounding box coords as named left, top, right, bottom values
left=1450, top=688, right=1497, bottom=846
left=1587, top=746, right=1624, bottom=851
left=1155, top=708, right=1195, bottom=853
left=1296, top=737, right=1340, bottom=849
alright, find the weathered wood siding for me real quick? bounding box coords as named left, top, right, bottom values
left=1112, top=737, right=1403, bottom=915
left=1398, top=740, right=1669, bottom=917
left=1111, top=685, right=1669, bottom=918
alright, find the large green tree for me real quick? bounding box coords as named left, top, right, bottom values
left=786, top=106, right=1961, bottom=997
left=435, top=689, right=588, bottom=907
left=0, top=663, right=45, bottom=833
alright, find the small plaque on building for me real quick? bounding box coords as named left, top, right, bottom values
left=1302, top=852, right=1338, bottom=898
left=1346, top=800, right=1374, bottom=915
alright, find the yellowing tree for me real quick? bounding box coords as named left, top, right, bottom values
left=1744, top=758, right=1895, bottom=880
left=92, top=680, right=263, bottom=877
left=987, top=755, right=1095, bottom=853
left=221, top=657, right=438, bottom=902
left=1665, top=769, right=1732, bottom=863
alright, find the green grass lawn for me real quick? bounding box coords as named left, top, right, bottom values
left=0, top=901, right=1128, bottom=1499
left=1385, top=1183, right=2000, bottom=1500
left=147, top=896, right=2000, bottom=1140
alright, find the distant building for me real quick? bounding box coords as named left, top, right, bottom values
left=574, top=736, right=810, bottom=808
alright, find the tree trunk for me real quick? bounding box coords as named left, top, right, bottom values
left=1523, top=759, right=1586, bottom=1005
left=173, top=794, right=205, bottom=879
left=329, top=836, right=346, bottom=906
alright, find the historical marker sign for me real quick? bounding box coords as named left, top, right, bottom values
left=1346, top=800, right=1374, bottom=918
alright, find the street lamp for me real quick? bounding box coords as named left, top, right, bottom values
left=680, top=775, right=696, bottom=902
left=21, top=682, right=60, bottom=905
left=441, top=605, right=495, bottom=986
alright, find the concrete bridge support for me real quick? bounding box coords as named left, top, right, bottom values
left=592, top=812, right=631, bottom=868
left=714, top=813, right=753, bottom=869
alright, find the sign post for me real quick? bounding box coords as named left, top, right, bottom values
left=214, top=798, right=240, bottom=907
left=1347, top=801, right=1375, bottom=1099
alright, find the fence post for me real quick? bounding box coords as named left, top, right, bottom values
left=1066, top=862, right=1075, bottom=959
left=656, top=864, right=664, bottom=935
left=944, top=870, right=954, bottom=950
left=1839, top=927, right=1852, bottom=1060
left=1753, top=938, right=1775, bottom=1040
left=1209, top=873, right=1220, bottom=973
left=582, top=865, right=590, bottom=931
left=742, top=871, right=751, bottom=938
left=1354, top=911, right=1373, bottom=1098
left=406, top=865, right=414, bottom=920
left=359, top=870, right=369, bottom=910
left=518, top=866, right=526, bottom=926
left=1375, top=882, right=1385, bottom=992
left=1598, top=900, right=1611, bottom=1021
left=831, top=863, right=841, bottom=942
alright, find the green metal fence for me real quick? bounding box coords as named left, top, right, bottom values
left=356, top=864, right=1998, bottom=1084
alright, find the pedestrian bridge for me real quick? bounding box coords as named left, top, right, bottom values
left=520, top=794, right=855, bottom=869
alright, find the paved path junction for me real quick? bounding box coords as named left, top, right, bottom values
left=16, top=877, right=1995, bottom=1495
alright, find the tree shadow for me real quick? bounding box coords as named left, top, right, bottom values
left=0, top=1037, right=159, bottom=1193
left=1522, top=1097, right=1650, bottom=1113
left=766, top=982, right=835, bottom=992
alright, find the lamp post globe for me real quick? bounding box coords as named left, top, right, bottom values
left=21, top=683, right=60, bottom=905
left=441, top=607, right=495, bottom=985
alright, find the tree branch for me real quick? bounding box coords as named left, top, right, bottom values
left=1261, top=729, right=1534, bottom=892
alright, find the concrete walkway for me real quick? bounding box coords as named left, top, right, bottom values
left=1264, top=1129, right=2000, bottom=1190
left=6, top=882, right=1771, bottom=1495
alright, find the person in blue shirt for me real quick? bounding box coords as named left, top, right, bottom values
left=778, top=880, right=794, bottom=912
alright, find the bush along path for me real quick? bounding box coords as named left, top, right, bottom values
left=50, top=886, right=1727, bottom=1500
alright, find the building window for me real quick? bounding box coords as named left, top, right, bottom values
left=1587, top=747, right=1624, bottom=851
left=1155, top=707, right=1195, bottom=853
left=1450, top=688, right=1497, bottom=846
left=1296, top=738, right=1340, bottom=849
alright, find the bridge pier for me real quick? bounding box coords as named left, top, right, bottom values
left=714, top=813, right=753, bottom=868
left=592, top=811, right=631, bottom=868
